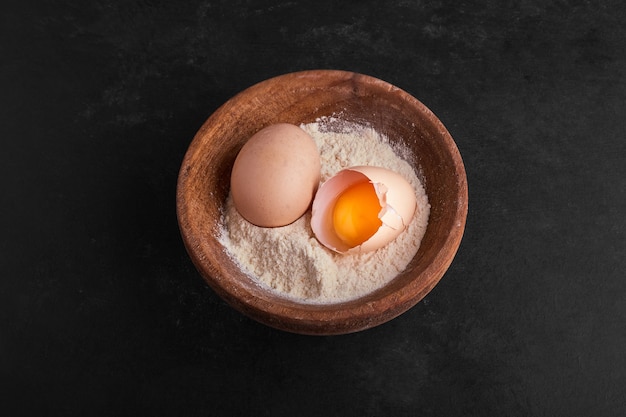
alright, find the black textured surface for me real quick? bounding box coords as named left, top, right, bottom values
left=2, top=1, right=625, bottom=416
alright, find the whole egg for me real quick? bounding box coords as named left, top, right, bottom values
left=230, top=123, right=321, bottom=227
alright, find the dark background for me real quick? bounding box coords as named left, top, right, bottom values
left=2, top=0, right=625, bottom=415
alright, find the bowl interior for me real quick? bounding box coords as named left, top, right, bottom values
left=177, top=70, right=467, bottom=335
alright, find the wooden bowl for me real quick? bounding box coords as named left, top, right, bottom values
left=176, top=70, right=467, bottom=335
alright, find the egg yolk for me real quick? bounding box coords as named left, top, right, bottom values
left=332, top=181, right=383, bottom=247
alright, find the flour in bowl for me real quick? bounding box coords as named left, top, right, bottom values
left=219, top=117, right=430, bottom=304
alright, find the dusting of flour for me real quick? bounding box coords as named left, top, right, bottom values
left=218, top=117, right=430, bottom=304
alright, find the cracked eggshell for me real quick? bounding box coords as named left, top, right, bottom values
left=311, top=166, right=417, bottom=253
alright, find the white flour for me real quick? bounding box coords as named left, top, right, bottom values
left=218, top=117, right=430, bottom=304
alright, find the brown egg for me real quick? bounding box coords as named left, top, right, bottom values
left=311, top=166, right=417, bottom=253
left=230, top=123, right=321, bottom=227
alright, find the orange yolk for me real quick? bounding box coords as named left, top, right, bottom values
left=332, top=181, right=383, bottom=247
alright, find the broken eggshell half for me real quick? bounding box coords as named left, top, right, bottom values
left=310, top=166, right=417, bottom=254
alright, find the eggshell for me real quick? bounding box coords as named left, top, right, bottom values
left=230, top=123, right=321, bottom=227
left=311, top=166, right=417, bottom=253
